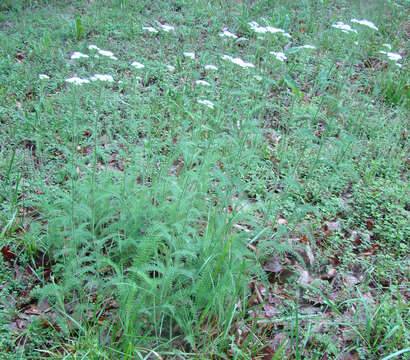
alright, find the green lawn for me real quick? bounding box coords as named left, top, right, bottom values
left=0, top=0, right=408, bottom=358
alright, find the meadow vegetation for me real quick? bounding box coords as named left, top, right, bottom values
left=0, top=0, right=408, bottom=358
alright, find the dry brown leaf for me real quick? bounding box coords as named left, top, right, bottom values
left=263, top=254, right=283, bottom=273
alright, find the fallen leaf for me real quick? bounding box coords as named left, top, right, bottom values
left=263, top=254, right=283, bottom=273
left=321, top=267, right=336, bottom=280
left=344, top=275, right=360, bottom=287
left=16, top=318, right=26, bottom=329
left=1, top=246, right=17, bottom=262
left=365, top=218, right=375, bottom=231
left=298, top=270, right=311, bottom=285
left=305, top=244, right=315, bottom=267
left=339, top=350, right=359, bottom=360
left=324, top=221, right=341, bottom=232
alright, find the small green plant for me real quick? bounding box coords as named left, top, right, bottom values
left=74, top=17, right=85, bottom=41
left=0, top=0, right=408, bottom=358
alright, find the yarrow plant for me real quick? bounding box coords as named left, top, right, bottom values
left=1, top=1, right=408, bottom=359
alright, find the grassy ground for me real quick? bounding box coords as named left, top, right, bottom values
left=0, top=0, right=408, bottom=358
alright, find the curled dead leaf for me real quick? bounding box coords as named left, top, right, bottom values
left=263, top=254, right=283, bottom=273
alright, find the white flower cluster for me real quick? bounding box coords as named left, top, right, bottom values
left=221, top=54, right=254, bottom=68
left=332, top=22, right=358, bottom=34
left=248, top=21, right=291, bottom=38
left=219, top=28, right=238, bottom=39
left=88, top=45, right=118, bottom=60
left=142, top=23, right=175, bottom=33
left=270, top=51, right=287, bottom=62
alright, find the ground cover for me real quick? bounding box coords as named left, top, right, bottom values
left=0, top=0, right=408, bottom=358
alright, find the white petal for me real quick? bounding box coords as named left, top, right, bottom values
left=88, top=44, right=100, bottom=50
left=39, top=74, right=50, bottom=80
left=167, top=65, right=175, bottom=72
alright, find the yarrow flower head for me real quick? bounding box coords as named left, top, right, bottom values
left=65, top=76, right=90, bottom=85
left=198, top=99, right=215, bottom=109
left=71, top=51, right=89, bottom=60
left=270, top=51, right=287, bottom=62
left=222, top=54, right=254, bottom=68
left=183, top=52, right=195, bottom=59
left=142, top=26, right=158, bottom=33
left=90, top=74, right=114, bottom=82
left=39, top=74, right=50, bottom=80
left=205, top=64, right=218, bottom=70
left=98, top=49, right=118, bottom=60
left=196, top=80, right=211, bottom=86
left=332, top=22, right=358, bottom=34
left=379, top=51, right=402, bottom=61
left=300, top=45, right=316, bottom=49
left=157, top=23, right=174, bottom=32
left=219, top=28, right=238, bottom=39
left=351, top=19, right=378, bottom=31
left=248, top=21, right=291, bottom=38
left=88, top=45, right=118, bottom=60
left=131, top=61, right=145, bottom=69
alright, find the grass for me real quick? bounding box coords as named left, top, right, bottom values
left=0, top=0, right=409, bottom=358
